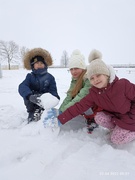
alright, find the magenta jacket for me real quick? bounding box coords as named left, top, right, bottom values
left=58, top=66, right=135, bottom=131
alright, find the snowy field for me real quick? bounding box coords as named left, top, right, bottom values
left=0, top=67, right=135, bottom=180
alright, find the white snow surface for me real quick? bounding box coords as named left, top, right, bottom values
left=0, top=68, right=135, bottom=180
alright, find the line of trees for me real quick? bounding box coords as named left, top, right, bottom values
left=0, top=40, right=69, bottom=69
left=1, top=40, right=134, bottom=70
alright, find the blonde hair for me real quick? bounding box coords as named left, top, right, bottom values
left=70, top=69, right=87, bottom=98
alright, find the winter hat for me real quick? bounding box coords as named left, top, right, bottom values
left=30, top=56, right=46, bottom=66
left=69, top=49, right=86, bottom=69
left=87, top=49, right=110, bottom=79
left=23, top=48, right=53, bottom=70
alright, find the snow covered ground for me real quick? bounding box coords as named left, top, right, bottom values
left=0, top=67, right=135, bottom=180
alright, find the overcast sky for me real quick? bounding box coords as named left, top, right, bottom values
left=0, top=0, right=135, bottom=65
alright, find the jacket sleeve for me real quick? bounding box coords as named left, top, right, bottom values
left=59, top=79, right=91, bottom=112
left=48, top=75, right=60, bottom=100
left=123, top=79, right=135, bottom=101
left=58, top=92, right=94, bottom=124
left=18, top=74, right=33, bottom=99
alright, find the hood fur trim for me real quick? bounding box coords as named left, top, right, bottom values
left=23, top=48, right=53, bottom=70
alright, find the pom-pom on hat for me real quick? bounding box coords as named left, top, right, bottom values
left=23, top=48, right=53, bottom=70
left=69, top=49, right=86, bottom=69
left=87, top=49, right=110, bottom=79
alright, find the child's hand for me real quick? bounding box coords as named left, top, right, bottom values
left=29, top=94, right=42, bottom=106
left=43, top=108, right=61, bottom=129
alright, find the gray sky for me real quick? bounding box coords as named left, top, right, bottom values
left=0, top=0, right=135, bottom=65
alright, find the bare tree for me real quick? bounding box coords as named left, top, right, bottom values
left=0, top=40, right=19, bottom=70
left=20, top=46, right=29, bottom=59
left=19, top=46, right=29, bottom=66
left=60, top=50, right=69, bottom=67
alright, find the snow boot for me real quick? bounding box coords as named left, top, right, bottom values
left=85, top=118, right=99, bottom=134
left=27, top=107, right=44, bottom=123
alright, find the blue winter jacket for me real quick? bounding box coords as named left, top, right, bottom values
left=18, top=69, right=60, bottom=100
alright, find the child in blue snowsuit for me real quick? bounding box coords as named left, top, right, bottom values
left=18, top=48, right=60, bottom=123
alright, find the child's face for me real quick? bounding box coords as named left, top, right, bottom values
left=34, top=61, right=45, bottom=70
left=70, top=68, right=84, bottom=79
left=90, top=74, right=109, bottom=88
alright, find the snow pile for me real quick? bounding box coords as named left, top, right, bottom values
left=0, top=68, right=135, bottom=180
left=40, top=93, right=59, bottom=109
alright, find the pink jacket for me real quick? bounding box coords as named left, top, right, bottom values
left=58, top=67, right=135, bottom=131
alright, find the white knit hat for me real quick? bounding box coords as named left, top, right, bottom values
left=87, top=49, right=110, bottom=79
left=68, top=49, right=86, bottom=69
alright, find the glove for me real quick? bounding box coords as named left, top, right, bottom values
left=29, top=94, right=42, bottom=107
left=43, top=108, right=61, bottom=129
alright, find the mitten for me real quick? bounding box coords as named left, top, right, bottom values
left=29, top=94, right=42, bottom=107
left=43, top=108, right=61, bottom=129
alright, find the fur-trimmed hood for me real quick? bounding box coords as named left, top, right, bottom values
left=23, top=48, right=53, bottom=70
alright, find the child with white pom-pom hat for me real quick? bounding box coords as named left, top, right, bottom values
left=59, top=49, right=98, bottom=133
left=57, top=49, right=135, bottom=145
